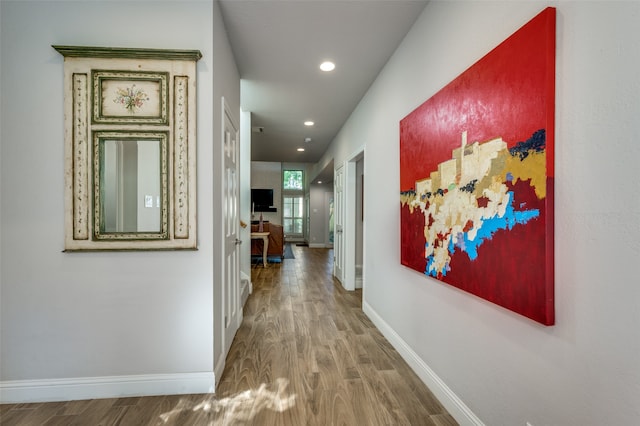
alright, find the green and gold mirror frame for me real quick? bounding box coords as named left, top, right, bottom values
left=55, top=45, right=201, bottom=250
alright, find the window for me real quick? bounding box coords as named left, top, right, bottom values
left=283, top=196, right=304, bottom=235
left=283, top=170, right=303, bottom=190
left=282, top=169, right=304, bottom=238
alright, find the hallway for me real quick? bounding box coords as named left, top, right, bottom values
left=0, top=246, right=456, bottom=425
left=215, top=245, right=456, bottom=425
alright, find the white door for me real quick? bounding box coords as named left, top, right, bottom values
left=334, top=165, right=344, bottom=282
left=223, top=104, right=241, bottom=353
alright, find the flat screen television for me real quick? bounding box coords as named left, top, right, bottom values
left=251, top=188, right=274, bottom=212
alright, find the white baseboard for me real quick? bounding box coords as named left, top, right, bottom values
left=241, top=272, right=252, bottom=292
left=240, top=277, right=251, bottom=307
left=362, top=301, right=484, bottom=426
left=214, top=351, right=227, bottom=385
left=0, top=372, right=215, bottom=404
left=309, top=243, right=333, bottom=248
left=284, top=238, right=305, bottom=244
left=355, top=265, right=363, bottom=289
left=355, top=277, right=363, bottom=289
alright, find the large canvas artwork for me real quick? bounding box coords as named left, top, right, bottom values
left=400, top=8, right=555, bottom=325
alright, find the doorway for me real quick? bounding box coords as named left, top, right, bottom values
left=335, top=147, right=365, bottom=292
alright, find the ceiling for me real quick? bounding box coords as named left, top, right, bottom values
left=218, top=0, right=428, bottom=177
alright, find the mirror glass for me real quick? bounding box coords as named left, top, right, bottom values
left=95, top=134, right=167, bottom=239
left=101, top=139, right=161, bottom=233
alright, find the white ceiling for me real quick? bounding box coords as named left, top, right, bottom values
left=218, top=0, right=428, bottom=171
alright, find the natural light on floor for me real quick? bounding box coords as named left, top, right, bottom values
left=159, top=378, right=296, bottom=425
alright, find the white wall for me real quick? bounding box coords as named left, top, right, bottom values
left=308, top=183, right=333, bottom=247
left=317, top=1, right=640, bottom=425
left=211, top=0, right=241, bottom=382
left=0, top=0, right=239, bottom=402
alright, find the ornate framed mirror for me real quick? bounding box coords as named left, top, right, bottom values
left=54, top=46, right=201, bottom=250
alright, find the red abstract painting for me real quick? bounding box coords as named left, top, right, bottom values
left=400, top=8, right=555, bottom=325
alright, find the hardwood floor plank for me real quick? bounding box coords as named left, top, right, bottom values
left=355, top=332, right=395, bottom=371
left=146, top=395, right=192, bottom=426
left=271, top=338, right=298, bottom=384
left=303, top=387, right=329, bottom=426
left=10, top=402, right=66, bottom=426
left=431, top=412, right=461, bottom=426
left=340, top=328, right=373, bottom=366
left=330, top=337, right=361, bottom=380
left=291, top=308, right=310, bottom=337
left=325, top=384, right=359, bottom=426
left=41, top=414, right=77, bottom=426
left=380, top=369, right=438, bottom=425
left=312, top=344, right=341, bottom=391
left=357, top=361, right=411, bottom=425
left=54, top=399, right=95, bottom=417
left=91, top=405, right=128, bottom=426
left=0, top=407, right=34, bottom=426
left=114, top=395, right=166, bottom=426
left=0, top=403, right=18, bottom=415
left=343, top=379, right=378, bottom=425
left=65, top=398, right=120, bottom=426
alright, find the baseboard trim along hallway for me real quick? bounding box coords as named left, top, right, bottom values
left=0, top=372, right=215, bottom=404
left=363, top=301, right=484, bottom=426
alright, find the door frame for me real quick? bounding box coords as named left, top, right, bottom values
left=333, top=164, right=344, bottom=283
left=338, top=146, right=365, bottom=292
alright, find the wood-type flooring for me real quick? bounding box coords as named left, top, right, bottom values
left=1, top=246, right=457, bottom=425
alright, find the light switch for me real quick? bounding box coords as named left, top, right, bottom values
left=144, top=195, right=153, bottom=208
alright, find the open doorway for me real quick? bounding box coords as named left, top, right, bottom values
left=336, top=147, right=364, bottom=291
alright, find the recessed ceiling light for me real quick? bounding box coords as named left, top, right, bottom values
left=304, top=121, right=314, bottom=126
left=318, top=181, right=323, bottom=184
left=320, top=61, right=335, bottom=72
left=297, top=148, right=305, bottom=152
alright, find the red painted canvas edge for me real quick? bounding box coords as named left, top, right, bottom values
left=544, top=8, right=556, bottom=326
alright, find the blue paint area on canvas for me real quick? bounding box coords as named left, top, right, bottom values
left=460, top=192, right=539, bottom=261
left=424, top=191, right=539, bottom=276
